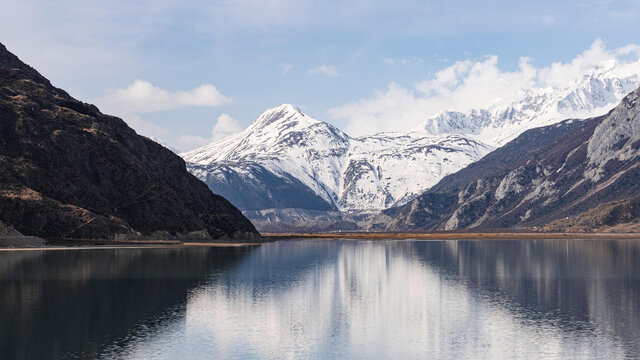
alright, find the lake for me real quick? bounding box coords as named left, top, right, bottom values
left=1, top=239, right=639, bottom=359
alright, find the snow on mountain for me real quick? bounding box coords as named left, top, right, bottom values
left=181, top=104, right=491, bottom=211
left=385, top=86, right=640, bottom=232
left=416, top=59, right=640, bottom=146
left=341, top=132, right=490, bottom=210
left=182, top=60, right=640, bottom=216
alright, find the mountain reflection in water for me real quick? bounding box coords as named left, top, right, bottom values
left=0, top=247, right=254, bottom=360
left=1, top=239, right=639, bottom=360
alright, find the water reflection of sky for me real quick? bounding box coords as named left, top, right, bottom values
left=105, top=240, right=640, bottom=360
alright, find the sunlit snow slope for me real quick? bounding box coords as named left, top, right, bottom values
left=182, top=105, right=490, bottom=211
left=182, top=59, right=640, bottom=215
left=417, top=60, right=640, bottom=146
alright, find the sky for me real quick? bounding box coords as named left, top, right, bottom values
left=1, top=0, right=640, bottom=151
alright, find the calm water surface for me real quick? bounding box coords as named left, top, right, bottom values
left=1, top=239, right=640, bottom=359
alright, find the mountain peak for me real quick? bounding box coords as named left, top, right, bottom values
left=273, top=103, right=303, bottom=113
left=415, top=59, right=640, bottom=146
left=0, top=42, right=50, bottom=86
left=250, top=103, right=315, bottom=130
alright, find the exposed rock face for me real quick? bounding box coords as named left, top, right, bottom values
left=544, top=195, right=640, bottom=232
left=385, top=86, right=640, bottom=231
left=0, top=43, right=258, bottom=240
left=0, top=220, right=9, bottom=236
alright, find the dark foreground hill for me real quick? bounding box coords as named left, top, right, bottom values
left=384, top=86, right=640, bottom=232
left=0, top=43, right=258, bottom=241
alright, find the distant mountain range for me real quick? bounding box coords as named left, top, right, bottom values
left=417, top=59, right=640, bottom=146
left=182, top=59, right=640, bottom=231
left=384, top=86, right=640, bottom=232
left=182, top=105, right=491, bottom=212
left=0, top=43, right=258, bottom=241
left=5, top=38, right=639, bottom=237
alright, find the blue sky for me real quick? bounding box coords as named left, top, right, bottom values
left=2, top=0, right=640, bottom=151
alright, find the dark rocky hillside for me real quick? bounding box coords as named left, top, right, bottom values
left=0, top=43, right=258, bottom=240
left=544, top=195, right=640, bottom=232
left=384, top=86, right=640, bottom=231
left=0, top=220, right=9, bottom=236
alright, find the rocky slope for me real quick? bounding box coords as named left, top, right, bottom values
left=182, top=105, right=491, bottom=213
left=0, top=220, right=9, bottom=236
left=0, top=43, right=258, bottom=240
left=384, top=86, right=640, bottom=231
left=543, top=194, right=640, bottom=232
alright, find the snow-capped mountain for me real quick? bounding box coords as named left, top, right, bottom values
left=181, top=59, right=640, bottom=230
left=182, top=104, right=491, bottom=212
left=385, top=86, right=640, bottom=232
left=417, top=59, right=640, bottom=146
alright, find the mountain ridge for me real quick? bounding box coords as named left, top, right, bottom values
left=0, top=43, right=258, bottom=240
left=384, top=86, right=640, bottom=231
left=182, top=104, right=492, bottom=213
left=416, top=58, right=640, bottom=147
left=183, top=59, right=640, bottom=228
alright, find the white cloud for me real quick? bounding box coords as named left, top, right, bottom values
left=173, top=134, right=214, bottom=152
left=616, top=44, right=640, bottom=57
left=212, top=113, right=244, bottom=141
left=383, top=57, right=423, bottom=66
left=307, top=65, right=339, bottom=77
left=96, top=80, right=233, bottom=115
left=537, top=39, right=613, bottom=87
left=119, top=112, right=245, bottom=153
left=330, top=39, right=640, bottom=136
left=535, top=14, right=555, bottom=25
left=384, top=58, right=409, bottom=66
left=93, top=81, right=239, bottom=152
left=281, top=64, right=294, bottom=75
left=124, top=114, right=171, bottom=139
left=169, top=114, right=245, bottom=152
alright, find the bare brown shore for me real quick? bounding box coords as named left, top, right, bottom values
left=0, top=243, right=262, bottom=252
left=263, top=231, right=640, bottom=240
left=0, top=238, right=262, bottom=251
left=3, top=231, right=640, bottom=251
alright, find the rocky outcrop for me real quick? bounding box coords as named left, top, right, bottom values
left=385, top=86, right=640, bottom=231
left=544, top=195, right=640, bottom=232
left=0, top=220, right=11, bottom=237
left=0, top=43, right=258, bottom=241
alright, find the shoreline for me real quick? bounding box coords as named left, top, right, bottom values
left=0, top=242, right=262, bottom=252
left=2, top=231, right=640, bottom=251
left=262, top=231, right=640, bottom=240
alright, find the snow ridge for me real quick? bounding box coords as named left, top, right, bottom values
left=182, top=104, right=491, bottom=211
left=182, top=60, right=640, bottom=212
left=416, top=59, right=640, bottom=146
